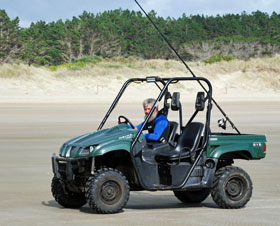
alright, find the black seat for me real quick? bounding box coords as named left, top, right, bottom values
left=155, top=122, right=204, bottom=162
left=167, top=121, right=178, bottom=143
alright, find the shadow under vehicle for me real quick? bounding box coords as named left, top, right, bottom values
left=51, top=76, right=267, bottom=213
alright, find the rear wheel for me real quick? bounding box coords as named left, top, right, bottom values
left=85, top=168, right=130, bottom=214
left=211, top=166, right=252, bottom=209
left=173, top=189, right=210, bottom=203
left=51, top=177, right=86, bottom=208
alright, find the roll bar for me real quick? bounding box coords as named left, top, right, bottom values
left=97, top=76, right=213, bottom=150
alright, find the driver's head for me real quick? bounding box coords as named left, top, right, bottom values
left=143, top=98, right=158, bottom=122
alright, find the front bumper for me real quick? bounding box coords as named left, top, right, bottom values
left=51, top=153, right=89, bottom=181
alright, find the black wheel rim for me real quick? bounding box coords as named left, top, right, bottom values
left=225, top=176, right=247, bottom=201
left=101, top=180, right=122, bottom=205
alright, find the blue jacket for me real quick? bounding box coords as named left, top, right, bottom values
left=136, top=115, right=168, bottom=141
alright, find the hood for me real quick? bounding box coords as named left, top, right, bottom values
left=59, top=124, right=138, bottom=158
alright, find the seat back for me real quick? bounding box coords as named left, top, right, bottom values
left=177, top=122, right=204, bottom=154
left=167, top=121, right=178, bottom=142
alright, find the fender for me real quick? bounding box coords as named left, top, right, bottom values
left=207, top=134, right=267, bottom=159
left=90, top=139, right=131, bottom=156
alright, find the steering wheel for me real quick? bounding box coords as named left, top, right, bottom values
left=118, top=115, right=135, bottom=129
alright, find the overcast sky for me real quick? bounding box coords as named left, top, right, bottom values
left=1, top=0, right=280, bottom=28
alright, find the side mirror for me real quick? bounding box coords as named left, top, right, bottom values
left=195, top=92, right=205, bottom=111
left=218, top=118, right=227, bottom=130
left=171, top=92, right=180, bottom=111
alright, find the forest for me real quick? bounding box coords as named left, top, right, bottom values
left=1, top=9, right=280, bottom=65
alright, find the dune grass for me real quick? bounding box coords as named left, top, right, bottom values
left=0, top=55, right=279, bottom=94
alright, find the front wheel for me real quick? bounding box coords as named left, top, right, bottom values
left=211, top=166, right=253, bottom=209
left=85, top=168, right=130, bottom=214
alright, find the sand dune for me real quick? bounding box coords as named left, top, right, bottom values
left=0, top=56, right=279, bottom=103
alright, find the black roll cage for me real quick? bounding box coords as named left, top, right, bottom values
left=97, top=76, right=213, bottom=151
left=97, top=76, right=214, bottom=190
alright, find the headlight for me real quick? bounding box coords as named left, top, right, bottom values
left=79, top=145, right=97, bottom=156
left=79, top=148, right=90, bottom=156
left=66, top=146, right=73, bottom=157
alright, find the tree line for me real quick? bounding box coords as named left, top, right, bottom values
left=1, top=9, right=280, bottom=65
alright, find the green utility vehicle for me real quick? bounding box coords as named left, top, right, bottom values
left=51, top=76, right=267, bottom=214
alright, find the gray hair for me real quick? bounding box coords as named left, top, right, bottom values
left=143, top=98, right=158, bottom=108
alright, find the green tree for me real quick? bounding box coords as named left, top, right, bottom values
left=1, top=8, right=280, bottom=65
left=0, top=9, right=21, bottom=62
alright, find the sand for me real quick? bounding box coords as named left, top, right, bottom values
left=0, top=101, right=279, bottom=226
left=0, top=57, right=279, bottom=103
left=0, top=57, right=280, bottom=225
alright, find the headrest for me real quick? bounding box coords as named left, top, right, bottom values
left=171, top=92, right=180, bottom=111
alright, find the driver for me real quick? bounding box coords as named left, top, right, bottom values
left=134, top=98, right=169, bottom=143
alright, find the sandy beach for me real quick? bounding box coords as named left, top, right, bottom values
left=0, top=101, right=279, bottom=226
left=0, top=57, right=280, bottom=225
